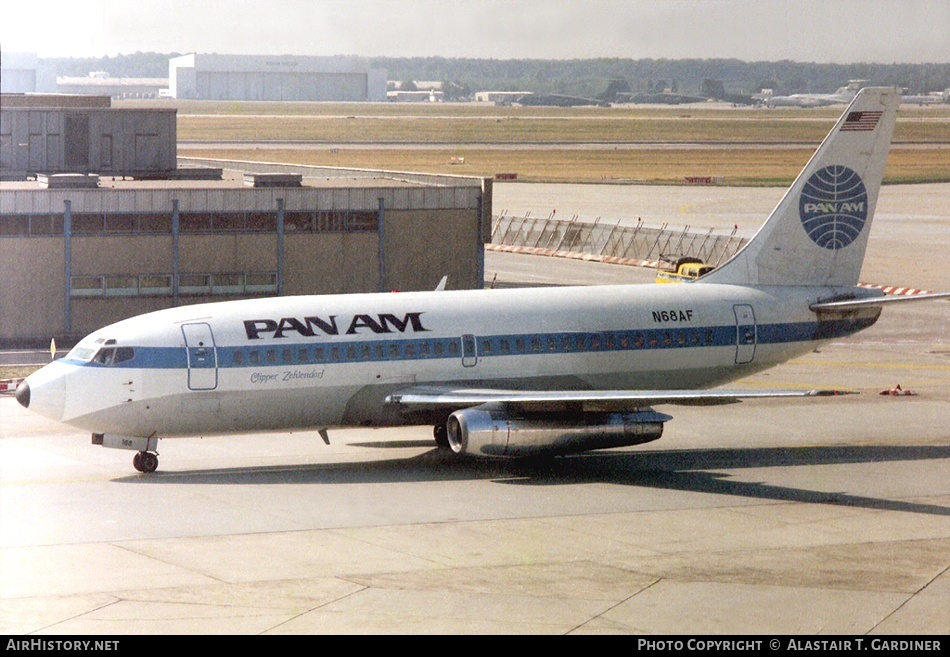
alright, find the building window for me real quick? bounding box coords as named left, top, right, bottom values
left=72, top=213, right=106, bottom=234
left=284, top=211, right=313, bottom=232
left=246, top=213, right=277, bottom=232
left=179, top=213, right=213, bottom=232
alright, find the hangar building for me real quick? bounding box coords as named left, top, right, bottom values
left=1, top=52, right=38, bottom=93
left=169, top=54, right=387, bottom=102
left=56, top=75, right=169, bottom=100
left=0, top=52, right=56, bottom=93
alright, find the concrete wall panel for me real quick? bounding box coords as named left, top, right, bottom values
left=178, top=234, right=277, bottom=273
left=72, top=297, right=175, bottom=336
left=382, top=209, right=478, bottom=292
left=284, top=232, right=379, bottom=295
left=72, top=236, right=173, bottom=276
left=0, top=238, right=66, bottom=339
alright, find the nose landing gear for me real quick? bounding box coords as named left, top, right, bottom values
left=132, top=451, right=159, bottom=473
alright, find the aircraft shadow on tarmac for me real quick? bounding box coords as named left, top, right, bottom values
left=115, top=443, right=950, bottom=517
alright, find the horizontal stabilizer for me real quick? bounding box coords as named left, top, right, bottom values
left=810, top=292, right=950, bottom=311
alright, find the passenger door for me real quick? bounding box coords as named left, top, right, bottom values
left=733, top=304, right=756, bottom=364
left=182, top=323, right=218, bottom=390
left=461, top=334, right=478, bottom=368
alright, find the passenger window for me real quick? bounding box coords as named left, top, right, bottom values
left=233, top=351, right=245, bottom=365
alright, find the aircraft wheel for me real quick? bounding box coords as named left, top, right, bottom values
left=141, top=452, right=159, bottom=473
left=133, top=451, right=159, bottom=473
left=433, top=424, right=449, bottom=449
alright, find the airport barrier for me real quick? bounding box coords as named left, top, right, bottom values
left=0, top=378, right=25, bottom=394
left=490, top=213, right=748, bottom=267
left=857, top=283, right=937, bottom=296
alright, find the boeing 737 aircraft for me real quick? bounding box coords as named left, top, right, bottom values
left=15, top=88, right=947, bottom=473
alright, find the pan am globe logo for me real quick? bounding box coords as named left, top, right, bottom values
left=799, top=165, right=868, bottom=250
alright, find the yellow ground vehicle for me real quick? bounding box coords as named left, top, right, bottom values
left=655, top=257, right=715, bottom=283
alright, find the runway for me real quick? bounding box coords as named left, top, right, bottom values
left=1, top=190, right=948, bottom=634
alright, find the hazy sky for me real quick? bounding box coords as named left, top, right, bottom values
left=2, top=0, right=948, bottom=63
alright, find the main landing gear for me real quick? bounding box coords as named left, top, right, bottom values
left=433, top=424, right=450, bottom=450
left=132, top=451, right=159, bottom=473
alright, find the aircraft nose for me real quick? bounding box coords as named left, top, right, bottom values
left=18, top=365, right=67, bottom=421
left=15, top=380, right=30, bottom=408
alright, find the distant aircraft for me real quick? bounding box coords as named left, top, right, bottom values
left=15, top=88, right=948, bottom=473
left=900, top=89, right=949, bottom=105
left=765, top=80, right=866, bottom=108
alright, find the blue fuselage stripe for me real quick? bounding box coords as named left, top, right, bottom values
left=62, top=317, right=875, bottom=371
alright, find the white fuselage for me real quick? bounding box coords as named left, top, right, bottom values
left=25, top=282, right=880, bottom=439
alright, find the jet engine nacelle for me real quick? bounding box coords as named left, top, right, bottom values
left=446, top=406, right=672, bottom=458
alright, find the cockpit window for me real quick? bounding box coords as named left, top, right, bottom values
left=66, top=345, right=97, bottom=361
left=115, top=347, right=135, bottom=363
left=93, top=348, right=115, bottom=365
left=91, top=346, right=135, bottom=365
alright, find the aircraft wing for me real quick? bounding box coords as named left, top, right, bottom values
left=384, top=386, right=852, bottom=412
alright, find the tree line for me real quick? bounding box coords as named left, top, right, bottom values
left=41, top=53, right=950, bottom=100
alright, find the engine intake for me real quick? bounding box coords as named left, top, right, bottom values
left=446, top=406, right=671, bottom=458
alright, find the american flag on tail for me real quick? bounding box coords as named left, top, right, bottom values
left=840, top=111, right=883, bottom=132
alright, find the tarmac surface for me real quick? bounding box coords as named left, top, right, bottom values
left=1, top=185, right=948, bottom=635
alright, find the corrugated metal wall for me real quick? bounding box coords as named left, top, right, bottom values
left=0, top=108, right=177, bottom=178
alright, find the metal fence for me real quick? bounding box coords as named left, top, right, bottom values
left=491, top=213, right=748, bottom=266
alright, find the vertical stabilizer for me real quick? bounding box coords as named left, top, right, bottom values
left=700, top=87, right=898, bottom=287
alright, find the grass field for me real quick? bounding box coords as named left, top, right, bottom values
left=175, top=110, right=950, bottom=144
left=179, top=145, right=950, bottom=186
left=1, top=367, right=36, bottom=379
left=144, top=99, right=950, bottom=185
